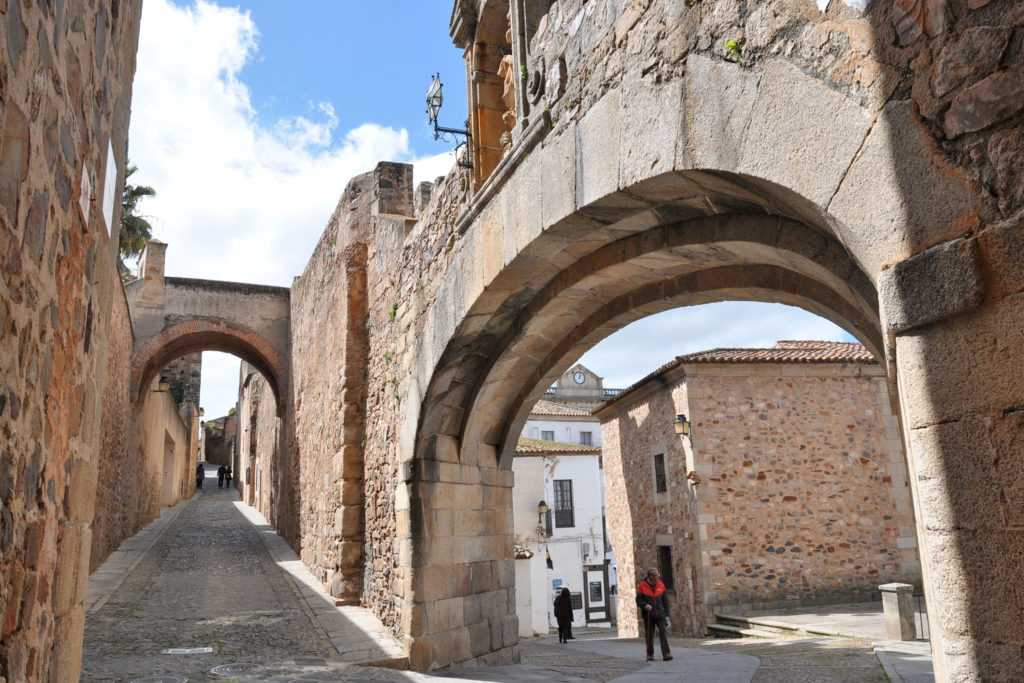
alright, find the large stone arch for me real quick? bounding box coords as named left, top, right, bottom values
left=130, top=318, right=288, bottom=413
left=394, top=35, right=998, bottom=675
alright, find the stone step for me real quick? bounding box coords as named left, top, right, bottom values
left=714, top=613, right=851, bottom=639
left=707, top=622, right=780, bottom=639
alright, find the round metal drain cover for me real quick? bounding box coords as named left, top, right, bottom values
left=210, top=663, right=259, bottom=676
left=129, top=677, right=188, bottom=683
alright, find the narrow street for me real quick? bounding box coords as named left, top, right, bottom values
left=80, top=466, right=929, bottom=682
left=81, top=467, right=340, bottom=682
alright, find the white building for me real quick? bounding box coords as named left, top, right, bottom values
left=512, top=365, right=622, bottom=637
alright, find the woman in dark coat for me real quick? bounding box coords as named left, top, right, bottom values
left=553, top=587, right=574, bottom=643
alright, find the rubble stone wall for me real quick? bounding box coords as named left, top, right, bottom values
left=90, top=290, right=158, bottom=573
left=687, top=364, right=917, bottom=610
left=236, top=366, right=279, bottom=511
left=0, top=1, right=143, bottom=679
left=600, top=380, right=705, bottom=638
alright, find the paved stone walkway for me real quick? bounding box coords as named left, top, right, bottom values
left=81, top=472, right=344, bottom=682
left=83, top=467, right=932, bottom=681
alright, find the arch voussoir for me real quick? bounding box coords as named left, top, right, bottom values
left=130, top=318, right=287, bottom=408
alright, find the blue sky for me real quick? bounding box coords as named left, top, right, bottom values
left=228, top=1, right=467, bottom=155
left=129, top=0, right=852, bottom=419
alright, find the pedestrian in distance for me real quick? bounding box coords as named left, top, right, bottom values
left=553, top=587, right=574, bottom=643
left=224, top=465, right=233, bottom=488
left=195, top=462, right=204, bottom=489
left=217, top=464, right=226, bottom=488
left=636, top=567, right=672, bottom=662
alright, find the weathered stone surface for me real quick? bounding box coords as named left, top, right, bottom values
left=931, top=27, right=1011, bottom=97
left=830, top=100, right=980, bottom=274
left=908, top=417, right=1004, bottom=531
left=892, top=0, right=947, bottom=46
left=894, top=291, right=1024, bottom=429
left=681, top=54, right=761, bottom=171
left=879, top=238, right=985, bottom=333
left=739, top=59, right=872, bottom=209
left=576, top=88, right=620, bottom=207
left=619, top=72, right=682, bottom=188
left=979, top=215, right=1024, bottom=299
left=0, top=101, right=29, bottom=223
left=539, top=125, right=577, bottom=229
left=944, top=70, right=1024, bottom=139
left=601, top=358, right=913, bottom=634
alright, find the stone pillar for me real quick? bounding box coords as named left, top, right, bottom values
left=399, top=437, right=520, bottom=670
left=880, top=583, right=916, bottom=641
left=882, top=230, right=1024, bottom=681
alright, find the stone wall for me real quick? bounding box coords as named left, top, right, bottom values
left=599, top=381, right=705, bottom=638
left=203, top=414, right=237, bottom=467
left=688, top=365, right=916, bottom=610
left=90, top=289, right=156, bottom=573
left=600, top=360, right=918, bottom=636
left=236, top=364, right=279, bottom=511
left=0, top=1, right=143, bottom=679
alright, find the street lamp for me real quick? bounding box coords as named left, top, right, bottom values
left=673, top=414, right=692, bottom=438
left=537, top=500, right=549, bottom=537
left=425, top=73, right=472, bottom=169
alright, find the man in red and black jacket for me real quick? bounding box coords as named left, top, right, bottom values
left=635, top=567, right=673, bottom=661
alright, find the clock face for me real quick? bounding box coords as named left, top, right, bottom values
left=573, top=371, right=586, bottom=385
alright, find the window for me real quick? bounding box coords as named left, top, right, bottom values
left=541, top=430, right=555, bottom=441
left=579, top=431, right=592, bottom=446
left=653, top=453, right=667, bottom=493
left=570, top=592, right=584, bottom=610
left=657, top=545, right=674, bottom=590
left=553, top=479, right=575, bottom=528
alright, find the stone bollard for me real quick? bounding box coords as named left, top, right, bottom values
left=879, top=583, right=917, bottom=640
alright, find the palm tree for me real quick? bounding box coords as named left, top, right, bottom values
left=120, top=163, right=156, bottom=259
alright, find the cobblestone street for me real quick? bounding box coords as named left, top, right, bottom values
left=81, top=469, right=929, bottom=682
left=81, top=476, right=340, bottom=682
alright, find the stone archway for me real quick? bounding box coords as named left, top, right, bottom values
left=129, top=318, right=288, bottom=411
left=397, top=166, right=887, bottom=669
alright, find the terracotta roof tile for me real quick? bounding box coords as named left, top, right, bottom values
left=529, top=399, right=592, bottom=417
left=515, top=437, right=601, bottom=456
left=675, top=340, right=874, bottom=364
left=595, top=341, right=876, bottom=412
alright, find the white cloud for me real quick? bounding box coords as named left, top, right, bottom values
left=129, top=0, right=445, bottom=289
left=129, top=2, right=856, bottom=419
left=129, top=0, right=451, bottom=417
left=576, top=302, right=855, bottom=389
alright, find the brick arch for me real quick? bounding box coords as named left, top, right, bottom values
left=130, top=318, right=287, bottom=412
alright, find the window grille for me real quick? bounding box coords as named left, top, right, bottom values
left=579, top=431, right=592, bottom=446
left=653, top=453, right=667, bottom=493
left=553, top=479, right=575, bottom=528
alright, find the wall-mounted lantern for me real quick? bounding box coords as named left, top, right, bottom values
left=536, top=500, right=549, bottom=538
left=673, top=414, right=692, bottom=438
left=157, top=377, right=170, bottom=392
left=198, top=407, right=205, bottom=417
left=426, top=73, right=472, bottom=169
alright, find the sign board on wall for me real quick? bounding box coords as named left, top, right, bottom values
left=101, top=141, right=117, bottom=236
